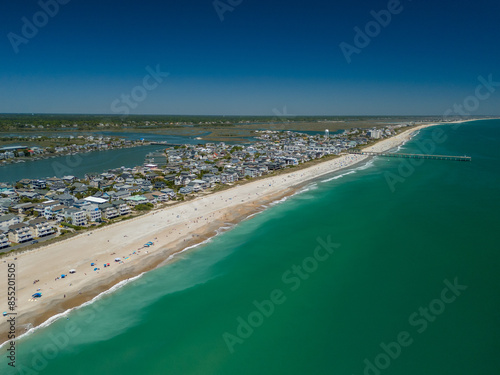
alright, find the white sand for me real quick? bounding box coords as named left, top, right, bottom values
left=0, top=121, right=468, bottom=336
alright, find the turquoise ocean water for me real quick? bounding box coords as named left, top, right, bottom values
left=2, top=120, right=499, bottom=374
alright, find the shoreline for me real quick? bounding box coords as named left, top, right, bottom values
left=0, top=119, right=482, bottom=343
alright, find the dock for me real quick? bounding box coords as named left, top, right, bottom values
left=348, top=150, right=471, bottom=162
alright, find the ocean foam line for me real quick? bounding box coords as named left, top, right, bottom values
left=1, top=217, right=247, bottom=348
left=0, top=174, right=352, bottom=349
left=321, top=170, right=356, bottom=182
left=353, top=159, right=375, bottom=171
left=0, top=272, right=147, bottom=349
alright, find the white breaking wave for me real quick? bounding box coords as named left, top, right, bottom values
left=321, top=170, right=356, bottom=182
left=0, top=272, right=147, bottom=349
left=353, top=159, right=375, bottom=171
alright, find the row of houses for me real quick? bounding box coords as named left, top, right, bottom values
left=0, top=216, right=56, bottom=247
left=0, top=136, right=146, bottom=163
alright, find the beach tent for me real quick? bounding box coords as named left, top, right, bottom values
left=32, top=293, right=42, bottom=298
left=61, top=274, right=66, bottom=278
left=94, top=267, right=98, bottom=271
left=115, top=258, right=121, bottom=262
left=91, top=263, right=95, bottom=266
left=2, top=312, right=7, bottom=317
left=69, top=269, right=76, bottom=274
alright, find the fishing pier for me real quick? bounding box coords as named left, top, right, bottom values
left=348, top=150, right=471, bottom=162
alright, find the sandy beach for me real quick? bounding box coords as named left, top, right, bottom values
left=0, top=121, right=469, bottom=341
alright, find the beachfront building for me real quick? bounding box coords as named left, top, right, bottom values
left=83, top=204, right=102, bottom=222
left=100, top=203, right=120, bottom=220
left=0, top=230, right=10, bottom=249
left=367, top=129, right=382, bottom=139
left=160, top=188, right=177, bottom=199
left=124, top=195, right=148, bottom=206
left=117, top=203, right=132, bottom=216
left=244, top=168, right=261, bottom=178
left=0, top=214, right=21, bottom=231
left=187, top=179, right=209, bottom=192
left=220, top=173, right=237, bottom=184
left=148, top=191, right=169, bottom=202
left=64, top=208, right=88, bottom=226
left=8, top=223, right=33, bottom=243
left=44, top=204, right=67, bottom=220
left=179, top=186, right=193, bottom=194
left=29, top=218, right=55, bottom=238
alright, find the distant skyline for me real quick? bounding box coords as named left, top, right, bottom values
left=1, top=0, right=500, bottom=116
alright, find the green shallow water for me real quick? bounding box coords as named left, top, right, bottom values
left=2, top=120, right=500, bottom=374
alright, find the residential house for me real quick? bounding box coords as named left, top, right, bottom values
left=124, top=195, right=148, bottom=206
left=29, top=218, right=55, bottom=238
left=62, top=175, right=76, bottom=183
left=8, top=223, right=33, bottom=243
left=31, top=179, right=47, bottom=189
left=12, top=202, right=36, bottom=214
left=179, top=186, right=193, bottom=194
left=0, top=230, right=10, bottom=249
left=17, top=191, right=41, bottom=200
left=44, top=204, right=66, bottom=220
left=160, top=188, right=176, bottom=199
left=149, top=191, right=169, bottom=202
left=142, top=193, right=158, bottom=204
left=99, top=203, right=120, bottom=220
left=82, top=204, right=102, bottom=222
left=112, top=200, right=132, bottom=216
left=57, top=193, right=75, bottom=207
left=64, top=208, right=88, bottom=226
left=187, top=179, right=208, bottom=192
left=0, top=214, right=21, bottom=231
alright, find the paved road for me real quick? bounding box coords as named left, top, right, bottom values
left=0, top=233, right=57, bottom=254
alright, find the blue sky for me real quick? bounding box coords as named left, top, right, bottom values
left=1, top=0, right=499, bottom=115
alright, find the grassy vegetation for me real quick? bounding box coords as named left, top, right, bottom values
left=134, top=203, right=154, bottom=211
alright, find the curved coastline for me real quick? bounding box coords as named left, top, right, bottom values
left=0, top=120, right=479, bottom=344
